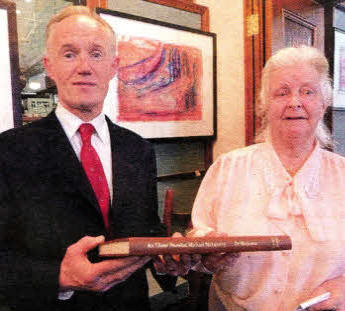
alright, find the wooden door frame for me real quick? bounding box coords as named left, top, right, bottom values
left=243, top=0, right=273, bottom=146
left=86, top=0, right=107, bottom=9
left=143, top=0, right=209, bottom=31
left=86, top=0, right=209, bottom=32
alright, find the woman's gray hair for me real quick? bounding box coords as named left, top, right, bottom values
left=256, top=46, right=333, bottom=149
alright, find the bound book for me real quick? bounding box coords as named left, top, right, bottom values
left=98, top=235, right=292, bottom=257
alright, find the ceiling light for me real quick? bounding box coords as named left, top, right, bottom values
left=16, top=9, right=21, bottom=15
left=29, top=82, right=42, bottom=90
left=24, top=0, right=32, bottom=3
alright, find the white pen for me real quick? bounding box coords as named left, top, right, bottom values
left=296, top=292, right=331, bottom=310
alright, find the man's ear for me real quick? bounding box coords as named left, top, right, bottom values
left=43, top=55, right=54, bottom=80
left=110, top=56, right=120, bottom=78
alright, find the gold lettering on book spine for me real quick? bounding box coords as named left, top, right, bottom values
left=272, top=237, right=280, bottom=249
left=233, top=241, right=258, bottom=246
left=146, top=241, right=228, bottom=249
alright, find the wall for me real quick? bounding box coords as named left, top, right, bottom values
left=195, top=0, right=245, bottom=159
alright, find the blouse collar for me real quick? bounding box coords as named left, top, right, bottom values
left=262, top=142, right=321, bottom=220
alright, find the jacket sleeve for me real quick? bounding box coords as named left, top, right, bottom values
left=0, top=147, right=61, bottom=310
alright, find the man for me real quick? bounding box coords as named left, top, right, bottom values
left=0, top=6, right=165, bottom=311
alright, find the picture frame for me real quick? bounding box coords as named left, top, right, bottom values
left=97, top=8, right=217, bottom=139
left=0, top=0, right=21, bottom=133
left=333, top=28, right=345, bottom=108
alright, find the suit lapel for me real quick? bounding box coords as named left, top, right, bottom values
left=42, top=113, right=100, bottom=212
left=107, top=118, right=134, bottom=213
left=107, top=118, right=122, bottom=210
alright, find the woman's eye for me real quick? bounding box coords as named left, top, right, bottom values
left=91, top=51, right=102, bottom=58
left=302, top=88, right=314, bottom=95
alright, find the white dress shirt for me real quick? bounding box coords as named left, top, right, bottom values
left=55, top=105, right=113, bottom=300
left=55, top=104, right=113, bottom=201
left=190, top=142, right=345, bottom=311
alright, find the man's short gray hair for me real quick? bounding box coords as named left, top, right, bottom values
left=46, top=5, right=116, bottom=50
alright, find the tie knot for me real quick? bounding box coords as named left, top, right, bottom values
left=79, top=123, right=95, bottom=143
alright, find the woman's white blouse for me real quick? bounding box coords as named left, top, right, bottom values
left=190, top=142, right=345, bottom=311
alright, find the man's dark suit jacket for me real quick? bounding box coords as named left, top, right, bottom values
left=0, top=112, right=165, bottom=311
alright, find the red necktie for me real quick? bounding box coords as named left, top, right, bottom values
left=79, top=123, right=110, bottom=230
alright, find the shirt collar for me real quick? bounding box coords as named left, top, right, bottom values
left=55, top=104, right=108, bottom=143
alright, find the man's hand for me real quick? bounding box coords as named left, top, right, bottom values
left=59, top=235, right=151, bottom=292
left=308, top=275, right=345, bottom=311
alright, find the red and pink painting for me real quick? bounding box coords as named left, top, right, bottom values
left=100, top=10, right=215, bottom=138
left=117, top=37, right=203, bottom=122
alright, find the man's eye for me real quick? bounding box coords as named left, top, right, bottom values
left=275, top=89, right=288, bottom=97
left=64, top=52, right=75, bottom=59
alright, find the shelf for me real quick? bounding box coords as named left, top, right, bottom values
left=22, top=115, right=43, bottom=124
left=157, top=170, right=205, bottom=181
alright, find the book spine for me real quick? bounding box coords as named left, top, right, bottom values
left=128, top=236, right=291, bottom=255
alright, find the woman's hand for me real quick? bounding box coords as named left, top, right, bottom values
left=153, top=231, right=241, bottom=276
left=152, top=232, right=201, bottom=276
left=308, top=275, right=345, bottom=311
left=200, top=231, right=240, bottom=273
left=201, top=252, right=240, bottom=273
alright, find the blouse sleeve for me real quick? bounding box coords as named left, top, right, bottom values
left=189, top=156, right=226, bottom=237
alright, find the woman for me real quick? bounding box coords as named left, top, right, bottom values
left=189, top=46, right=345, bottom=311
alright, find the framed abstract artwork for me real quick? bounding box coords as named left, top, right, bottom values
left=97, top=8, right=216, bottom=139
left=0, top=0, right=21, bottom=133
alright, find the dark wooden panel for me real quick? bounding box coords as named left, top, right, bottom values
left=154, top=141, right=205, bottom=176
left=283, top=9, right=316, bottom=47
left=271, top=1, right=324, bottom=53
left=316, top=0, right=345, bottom=6
left=157, top=177, right=202, bottom=219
